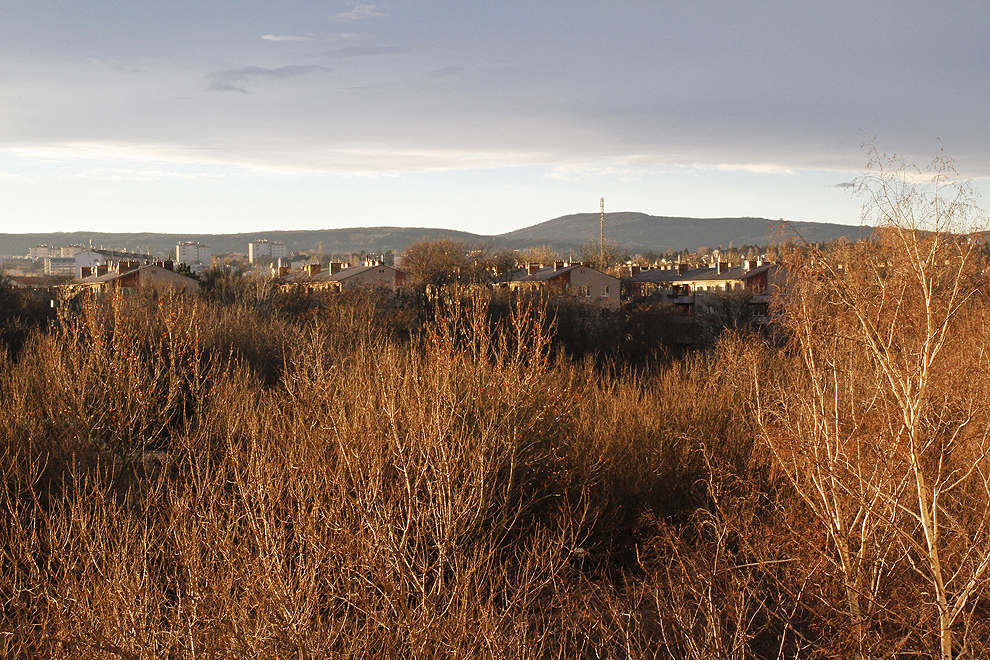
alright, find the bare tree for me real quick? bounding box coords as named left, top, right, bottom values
left=579, top=238, right=622, bottom=272
left=518, top=245, right=559, bottom=267
left=398, top=238, right=469, bottom=288
left=758, top=148, right=990, bottom=659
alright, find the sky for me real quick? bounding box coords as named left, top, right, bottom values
left=2, top=1, right=989, bottom=236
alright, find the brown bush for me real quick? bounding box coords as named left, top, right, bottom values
left=2, top=238, right=989, bottom=658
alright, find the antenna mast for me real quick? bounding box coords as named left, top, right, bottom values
left=600, top=198, right=605, bottom=268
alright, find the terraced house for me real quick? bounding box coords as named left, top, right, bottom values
left=627, top=260, right=781, bottom=314
left=502, top=262, right=621, bottom=310
left=276, top=261, right=406, bottom=293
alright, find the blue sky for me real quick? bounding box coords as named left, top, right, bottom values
left=2, top=1, right=988, bottom=235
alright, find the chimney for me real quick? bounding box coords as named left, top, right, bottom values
left=628, top=265, right=641, bottom=277
left=677, top=263, right=689, bottom=275
left=527, top=263, right=542, bottom=275
left=161, top=260, right=174, bottom=271
left=277, top=266, right=290, bottom=277
left=80, top=266, right=92, bottom=278
left=554, top=260, right=566, bottom=271
left=96, top=264, right=109, bottom=276
left=329, top=261, right=345, bottom=275
left=717, top=261, right=730, bottom=274
left=306, top=263, right=321, bottom=277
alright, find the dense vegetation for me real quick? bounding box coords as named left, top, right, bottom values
left=2, top=158, right=989, bottom=659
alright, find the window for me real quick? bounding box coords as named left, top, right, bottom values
left=601, top=285, right=610, bottom=298
left=579, top=285, right=591, bottom=297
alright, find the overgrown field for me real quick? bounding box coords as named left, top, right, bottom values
left=3, top=226, right=990, bottom=658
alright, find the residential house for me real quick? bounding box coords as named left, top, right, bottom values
left=741, top=262, right=786, bottom=320
left=74, top=249, right=156, bottom=278
left=627, top=260, right=780, bottom=314
left=277, top=261, right=406, bottom=293
left=66, top=262, right=200, bottom=296
left=504, top=262, right=621, bottom=310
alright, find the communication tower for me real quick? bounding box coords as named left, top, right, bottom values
left=600, top=198, right=605, bottom=268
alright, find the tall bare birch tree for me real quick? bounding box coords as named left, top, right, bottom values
left=758, top=148, right=990, bottom=659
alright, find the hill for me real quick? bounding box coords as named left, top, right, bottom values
left=0, top=214, right=866, bottom=259
left=499, top=212, right=866, bottom=253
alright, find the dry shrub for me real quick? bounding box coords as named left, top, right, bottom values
left=1, top=290, right=625, bottom=657
left=18, top=269, right=987, bottom=657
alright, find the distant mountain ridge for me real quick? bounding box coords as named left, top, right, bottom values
left=0, top=213, right=865, bottom=258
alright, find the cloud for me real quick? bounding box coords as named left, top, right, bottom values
left=313, top=45, right=405, bottom=58
left=261, top=34, right=314, bottom=42
left=207, top=83, right=251, bottom=94
left=87, top=58, right=146, bottom=74
left=205, top=65, right=332, bottom=93
left=832, top=182, right=856, bottom=188
left=330, top=4, right=388, bottom=22
left=342, top=81, right=393, bottom=92
left=425, top=66, right=463, bottom=79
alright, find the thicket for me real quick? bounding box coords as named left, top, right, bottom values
left=2, top=156, right=989, bottom=659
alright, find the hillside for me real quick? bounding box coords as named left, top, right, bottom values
left=0, top=213, right=865, bottom=258
left=499, top=212, right=866, bottom=252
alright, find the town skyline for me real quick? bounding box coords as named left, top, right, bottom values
left=0, top=210, right=867, bottom=260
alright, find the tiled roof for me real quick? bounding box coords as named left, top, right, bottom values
left=628, top=268, right=688, bottom=283
left=76, top=264, right=194, bottom=284
left=283, top=264, right=400, bottom=283
left=84, top=249, right=155, bottom=261
left=630, top=263, right=776, bottom=284
left=505, top=264, right=614, bottom=283
left=77, top=270, right=133, bottom=284
left=326, top=264, right=393, bottom=282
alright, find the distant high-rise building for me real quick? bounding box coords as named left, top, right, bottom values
left=59, top=245, right=85, bottom=258
left=248, top=240, right=287, bottom=264
left=176, top=241, right=211, bottom=265
left=44, top=256, right=76, bottom=276
left=29, top=245, right=55, bottom=260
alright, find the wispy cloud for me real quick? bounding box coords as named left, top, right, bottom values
left=713, top=162, right=796, bottom=175
left=261, top=34, right=314, bottom=42
left=205, top=65, right=332, bottom=93
left=342, top=81, right=393, bottom=92
left=831, top=181, right=856, bottom=188
left=330, top=4, right=388, bottom=22
left=87, top=58, right=146, bottom=74
left=425, top=66, right=463, bottom=79
left=313, top=45, right=405, bottom=58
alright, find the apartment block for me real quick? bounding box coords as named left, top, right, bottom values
left=248, top=240, right=287, bottom=264
left=176, top=241, right=212, bottom=265
left=29, top=245, right=55, bottom=260
left=44, top=256, right=76, bottom=276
